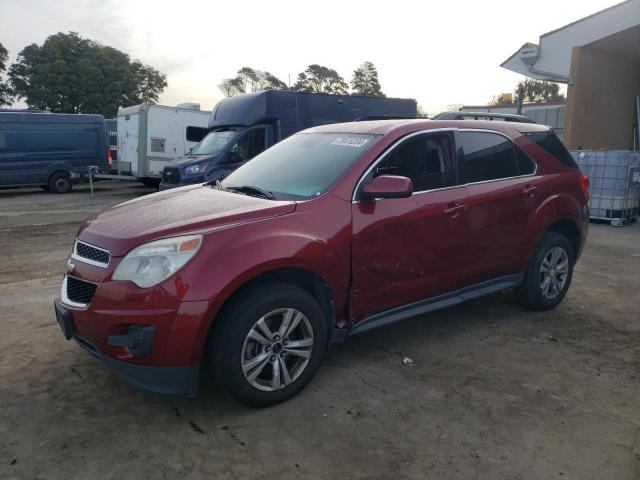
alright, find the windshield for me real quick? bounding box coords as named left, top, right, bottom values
left=222, top=132, right=380, bottom=200
left=190, top=128, right=240, bottom=156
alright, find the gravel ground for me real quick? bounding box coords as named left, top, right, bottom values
left=0, top=182, right=638, bottom=480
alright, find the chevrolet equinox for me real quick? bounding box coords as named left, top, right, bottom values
left=54, top=119, right=589, bottom=407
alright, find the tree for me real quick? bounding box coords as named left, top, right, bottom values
left=515, top=79, right=564, bottom=103
left=8, top=32, right=167, bottom=117
left=218, top=77, right=245, bottom=97
left=0, top=42, right=13, bottom=106
left=351, top=61, right=384, bottom=97
left=218, top=67, right=287, bottom=96
left=293, top=64, right=349, bottom=95
left=447, top=103, right=463, bottom=112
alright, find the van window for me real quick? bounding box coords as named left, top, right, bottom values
left=526, top=132, right=578, bottom=169
left=374, top=133, right=456, bottom=191
left=190, top=128, right=239, bottom=156
left=0, top=128, right=98, bottom=153
left=459, top=131, right=518, bottom=183
left=229, top=128, right=267, bottom=161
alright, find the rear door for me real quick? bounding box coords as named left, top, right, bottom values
left=351, top=130, right=469, bottom=321
left=457, top=129, right=543, bottom=286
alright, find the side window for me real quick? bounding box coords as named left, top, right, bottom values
left=526, top=132, right=578, bottom=169
left=515, top=145, right=536, bottom=175
left=229, top=128, right=266, bottom=162
left=459, top=131, right=518, bottom=183
left=374, top=133, right=456, bottom=191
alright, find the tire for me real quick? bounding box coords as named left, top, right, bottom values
left=48, top=172, right=72, bottom=194
left=208, top=281, right=328, bottom=407
left=140, top=178, right=161, bottom=188
left=516, top=232, right=575, bottom=311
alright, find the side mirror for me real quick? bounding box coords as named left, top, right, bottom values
left=362, top=175, right=413, bottom=200
left=186, top=126, right=209, bottom=143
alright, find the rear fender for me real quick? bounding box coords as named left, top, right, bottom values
left=519, top=193, right=583, bottom=271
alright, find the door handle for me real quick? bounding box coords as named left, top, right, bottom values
left=443, top=203, right=468, bottom=216
left=523, top=185, right=538, bottom=196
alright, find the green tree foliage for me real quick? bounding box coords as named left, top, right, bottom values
left=293, top=64, right=349, bottom=95
left=515, top=79, right=564, bottom=103
left=8, top=32, right=167, bottom=117
left=218, top=67, right=287, bottom=97
left=0, top=42, right=13, bottom=106
left=350, top=61, right=384, bottom=97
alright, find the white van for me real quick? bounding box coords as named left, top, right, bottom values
left=116, top=103, right=211, bottom=184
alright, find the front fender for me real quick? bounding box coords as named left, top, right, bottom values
left=160, top=195, right=353, bottom=360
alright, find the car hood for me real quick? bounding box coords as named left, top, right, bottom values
left=78, top=185, right=296, bottom=256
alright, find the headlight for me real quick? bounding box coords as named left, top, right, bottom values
left=184, top=163, right=208, bottom=175
left=112, top=234, right=202, bottom=288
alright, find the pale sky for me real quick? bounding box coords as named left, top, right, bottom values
left=0, top=0, right=619, bottom=115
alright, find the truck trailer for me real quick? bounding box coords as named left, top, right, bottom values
left=116, top=103, right=211, bottom=185
left=159, top=90, right=417, bottom=190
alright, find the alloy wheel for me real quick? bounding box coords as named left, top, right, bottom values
left=539, top=246, right=569, bottom=299
left=240, top=308, right=314, bottom=392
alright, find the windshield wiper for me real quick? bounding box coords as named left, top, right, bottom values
left=222, top=184, right=277, bottom=200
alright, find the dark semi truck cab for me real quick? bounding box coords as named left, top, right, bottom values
left=159, top=90, right=417, bottom=190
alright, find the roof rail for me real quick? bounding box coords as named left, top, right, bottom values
left=432, top=111, right=536, bottom=124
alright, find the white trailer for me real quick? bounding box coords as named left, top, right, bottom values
left=116, top=103, right=211, bottom=181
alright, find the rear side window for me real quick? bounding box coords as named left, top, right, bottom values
left=459, top=131, right=518, bottom=183
left=526, top=132, right=578, bottom=169
left=515, top=146, right=536, bottom=175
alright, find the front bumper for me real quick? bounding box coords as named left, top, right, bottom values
left=54, top=297, right=200, bottom=397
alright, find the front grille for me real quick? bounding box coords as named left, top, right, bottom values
left=75, top=240, right=110, bottom=265
left=162, top=167, right=181, bottom=184
left=66, top=276, right=98, bottom=305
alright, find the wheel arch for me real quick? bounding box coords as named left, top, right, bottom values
left=545, top=218, right=580, bottom=259
left=200, top=266, right=339, bottom=361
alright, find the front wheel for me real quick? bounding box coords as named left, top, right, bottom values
left=516, top=232, right=575, bottom=310
left=208, top=282, right=327, bottom=407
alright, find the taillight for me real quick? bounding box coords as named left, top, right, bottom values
left=579, top=175, right=590, bottom=201
left=107, top=150, right=113, bottom=170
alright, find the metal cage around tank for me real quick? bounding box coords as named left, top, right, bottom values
left=572, top=150, right=640, bottom=226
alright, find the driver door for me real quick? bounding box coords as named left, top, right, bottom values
left=350, top=131, right=469, bottom=321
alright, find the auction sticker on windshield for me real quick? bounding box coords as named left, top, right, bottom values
left=330, top=137, right=370, bottom=148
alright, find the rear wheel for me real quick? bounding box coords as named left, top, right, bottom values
left=208, top=282, right=327, bottom=407
left=516, top=232, right=574, bottom=310
left=140, top=178, right=160, bottom=188
left=48, top=172, right=72, bottom=194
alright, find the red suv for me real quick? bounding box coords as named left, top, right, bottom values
left=54, top=119, right=589, bottom=406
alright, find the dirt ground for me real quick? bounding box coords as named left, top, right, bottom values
left=0, top=182, right=638, bottom=480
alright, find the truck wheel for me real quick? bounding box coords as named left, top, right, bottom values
left=516, top=232, right=575, bottom=311
left=48, top=172, right=72, bottom=194
left=208, top=281, right=327, bottom=407
left=140, top=178, right=160, bottom=189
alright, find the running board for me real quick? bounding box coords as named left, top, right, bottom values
left=348, top=274, right=523, bottom=336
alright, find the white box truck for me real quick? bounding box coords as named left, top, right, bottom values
left=116, top=103, right=211, bottom=184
